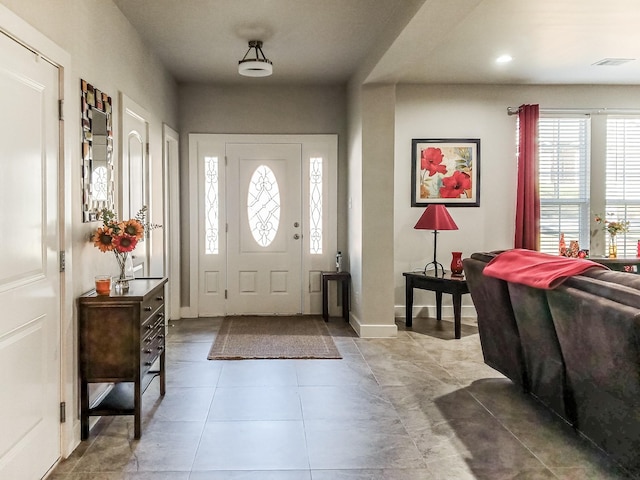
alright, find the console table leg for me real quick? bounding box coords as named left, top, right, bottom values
left=80, top=380, right=89, bottom=440
left=405, top=280, right=413, bottom=327
left=436, top=291, right=443, bottom=321
left=341, top=280, right=349, bottom=322
left=453, top=293, right=462, bottom=339
left=322, top=277, right=329, bottom=322
left=160, top=351, right=166, bottom=396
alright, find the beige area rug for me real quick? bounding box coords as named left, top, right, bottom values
left=208, top=316, right=342, bottom=360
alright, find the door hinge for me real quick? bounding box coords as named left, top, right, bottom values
left=59, top=251, right=65, bottom=272
left=226, top=223, right=228, bottom=233
left=60, top=401, right=66, bottom=423
left=225, top=155, right=228, bottom=166
left=58, top=99, right=64, bottom=121
left=146, top=142, right=150, bottom=155
left=225, top=289, right=228, bottom=299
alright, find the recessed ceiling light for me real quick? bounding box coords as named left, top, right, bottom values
left=496, top=54, right=513, bottom=64
left=592, top=58, right=635, bottom=66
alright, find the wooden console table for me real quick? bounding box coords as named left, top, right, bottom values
left=78, top=277, right=167, bottom=439
left=588, top=257, right=640, bottom=273
left=403, top=272, right=470, bottom=339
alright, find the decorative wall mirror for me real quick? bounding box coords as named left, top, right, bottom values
left=81, top=79, right=114, bottom=222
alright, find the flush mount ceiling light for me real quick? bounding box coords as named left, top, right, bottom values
left=238, top=40, right=273, bottom=77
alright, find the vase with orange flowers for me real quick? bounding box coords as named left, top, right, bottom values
left=92, top=206, right=159, bottom=292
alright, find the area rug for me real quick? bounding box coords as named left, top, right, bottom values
left=208, top=316, right=342, bottom=360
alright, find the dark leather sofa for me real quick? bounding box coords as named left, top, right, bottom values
left=463, top=251, right=640, bottom=475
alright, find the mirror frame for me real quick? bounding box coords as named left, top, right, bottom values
left=81, top=79, right=114, bottom=222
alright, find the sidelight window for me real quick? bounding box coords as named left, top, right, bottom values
left=204, top=156, right=219, bottom=254
left=310, top=157, right=323, bottom=254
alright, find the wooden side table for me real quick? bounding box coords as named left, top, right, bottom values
left=321, top=271, right=350, bottom=322
left=403, top=272, right=470, bottom=339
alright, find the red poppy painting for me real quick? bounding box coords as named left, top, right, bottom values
left=411, top=138, right=480, bottom=207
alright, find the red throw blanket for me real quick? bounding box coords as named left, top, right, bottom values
left=483, top=249, right=608, bottom=289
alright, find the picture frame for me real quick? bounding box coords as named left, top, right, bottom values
left=411, top=138, right=480, bottom=207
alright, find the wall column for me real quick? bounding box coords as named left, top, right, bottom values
left=351, top=84, right=397, bottom=337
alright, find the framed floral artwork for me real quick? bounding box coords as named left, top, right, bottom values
left=411, top=138, right=480, bottom=207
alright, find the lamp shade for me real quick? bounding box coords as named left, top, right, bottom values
left=414, top=204, right=458, bottom=231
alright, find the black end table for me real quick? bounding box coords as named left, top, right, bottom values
left=403, top=271, right=470, bottom=339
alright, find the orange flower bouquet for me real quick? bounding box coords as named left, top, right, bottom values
left=92, top=206, right=159, bottom=290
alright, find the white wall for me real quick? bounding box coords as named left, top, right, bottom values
left=0, top=0, right=178, bottom=455
left=177, top=83, right=347, bottom=305
left=394, top=83, right=640, bottom=318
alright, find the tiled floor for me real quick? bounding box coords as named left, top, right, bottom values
left=49, top=316, right=637, bottom=480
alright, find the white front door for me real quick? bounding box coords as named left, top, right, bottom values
left=0, top=31, right=61, bottom=479
left=191, top=134, right=337, bottom=318
left=226, top=143, right=303, bottom=314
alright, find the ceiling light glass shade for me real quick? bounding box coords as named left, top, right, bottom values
left=238, top=59, right=273, bottom=77
left=239, top=40, right=273, bottom=77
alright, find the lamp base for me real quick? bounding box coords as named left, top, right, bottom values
left=423, top=261, right=445, bottom=277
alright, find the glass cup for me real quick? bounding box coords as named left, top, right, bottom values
left=95, top=275, right=112, bottom=295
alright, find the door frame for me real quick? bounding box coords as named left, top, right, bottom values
left=0, top=1, right=74, bottom=466
left=163, top=124, right=180, bottom=321
left=186, top=134, right=338, bottom=317
left=119, top=93, right=152, bottom=277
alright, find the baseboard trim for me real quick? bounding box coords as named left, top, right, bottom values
left=395, top=304, right=477, bottom=320
left=349, top=313, right=398, bottom=338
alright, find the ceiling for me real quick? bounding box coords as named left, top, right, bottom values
left=113, top=0, right=640, bottom=86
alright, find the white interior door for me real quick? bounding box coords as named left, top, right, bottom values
left=226, top=143, right=303, bottom=314
left=0, top=31, right=61, bottom=479
left=120, top=94, right=150, bottom=277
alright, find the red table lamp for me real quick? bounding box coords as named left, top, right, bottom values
left=414, top=204, right=459, bottom=276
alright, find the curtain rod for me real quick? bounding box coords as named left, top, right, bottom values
left=507, top=106, right=640, bottom=116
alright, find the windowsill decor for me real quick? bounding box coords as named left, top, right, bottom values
left=91, top=206, right=160, bottom=292
left=595, top=214, right=630, bottom=259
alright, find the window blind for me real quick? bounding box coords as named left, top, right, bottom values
left=606, top=117, right=640, bottom=257
left=538, top=116, right=590, bottom=254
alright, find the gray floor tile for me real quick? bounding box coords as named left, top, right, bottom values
left=142, top=386, right=214, bottom=423
left=299, top=385, right=399, bottom=423
left=208, top=386, right=302, bottom=421
left=166, top=360, right=223, bottom=387
left=295, top=357, right=377, bottom=386
left=216, top=360, right=299, bottom=386
left=192, top=420, right=309, bottom=471
left=311, top=469, right=434, bottom=480
left=190, top=471, right=312, bottom=479
left=305, top=419, right=426, bottom=470
left=167, top=340, right=215, bottom=363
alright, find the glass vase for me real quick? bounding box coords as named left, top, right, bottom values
left=114, top=252, right=134, bottom=292
left=608, top=234, right=617, bottom=259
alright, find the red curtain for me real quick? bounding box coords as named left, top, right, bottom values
left=514, top=104, right=540, bottom=250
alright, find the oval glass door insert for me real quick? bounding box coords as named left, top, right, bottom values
left=247, top=165, right=280, bottom=246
